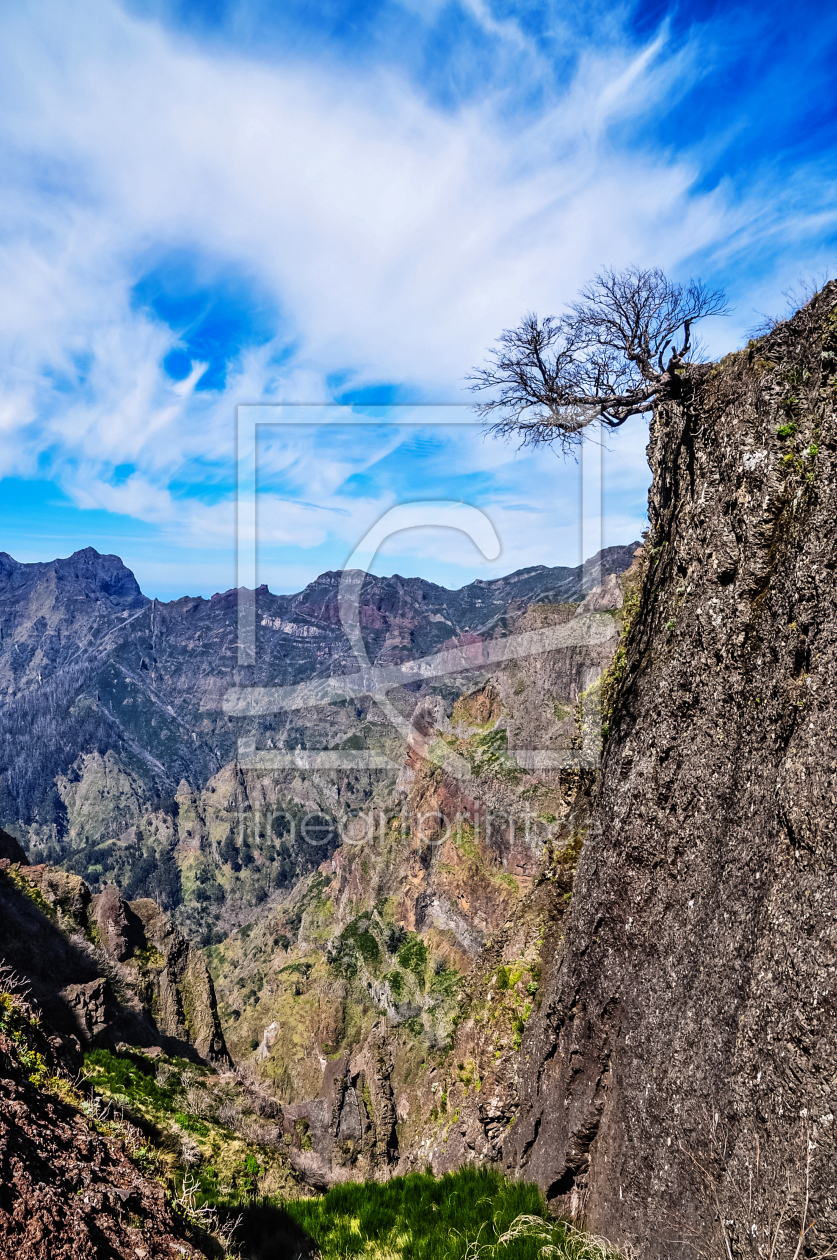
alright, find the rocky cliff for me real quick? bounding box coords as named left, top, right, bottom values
left=505, top=283, right=837, bottom=1255
left=0, top=839, right=229, bottom=1065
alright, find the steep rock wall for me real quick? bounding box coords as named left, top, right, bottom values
left=506, top=284, right=837, bottom=1254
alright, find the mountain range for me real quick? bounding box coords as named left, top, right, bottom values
left=2, top=279, right=836, bottom=1260
left=0, top=542, right=637, bottom=896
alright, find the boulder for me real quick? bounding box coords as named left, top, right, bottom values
left=60, top=977, right=116, bottom=1041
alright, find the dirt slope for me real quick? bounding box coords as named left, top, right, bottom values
left=0, top=994, right=207, bottom=1260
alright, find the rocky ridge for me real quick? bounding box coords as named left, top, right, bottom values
left=0, top=829, right=228, bottom=1064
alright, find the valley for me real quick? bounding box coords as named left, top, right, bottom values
left=0, top=539, right=638, bottom=1255
left=4, top=281, right=837, bottom=1257
left=0, top=542, right=636, bottom=943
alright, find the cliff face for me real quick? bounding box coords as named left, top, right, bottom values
left=0, top=854, right=229, bottom=1065
left=506, top=284, right=837, bottom=1254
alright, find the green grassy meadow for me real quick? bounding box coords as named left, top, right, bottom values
left=281, top=1167, right=624, bottom=1260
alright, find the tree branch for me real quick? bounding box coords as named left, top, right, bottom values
left=470, top=266, right=730, bottom=450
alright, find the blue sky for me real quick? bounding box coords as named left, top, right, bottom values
left=0, top=0, right=835, bottom=599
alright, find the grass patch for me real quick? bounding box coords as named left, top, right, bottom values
left=0, top=991, right=49, bottom=1085
left=429, top=964, right=460, bottom=999
left=466, top=727, right=522, bottom=781
left=83, top=1047, right=179, bottom=1111
left=82, top=1046, right=295, bottom=1208
left=331, top=913, right=385, bottom=976
left=387, top=969, right=406, bottom=999
left=284, top=1167, right=625, bottom=1259
left=599, top=548, right=644, bottom=739
left=175, top=1110, right=209, bottom=1136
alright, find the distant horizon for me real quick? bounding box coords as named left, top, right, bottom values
left=0, top=539, right=641, bottom=605
left=1, top=2, right=834, bottom=604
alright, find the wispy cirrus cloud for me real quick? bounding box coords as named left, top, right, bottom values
left=0, top=0, right=834, bottom=596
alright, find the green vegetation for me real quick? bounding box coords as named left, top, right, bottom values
left=0, top=978, right=298, bottom=1254
left=84, top=1046, right=180, bottom=1110
left=573, top=674, right=602, bottom=752
left=354, top=930, right=382, bottom=964
left=57, top=788, right=343, bottom=947
left=1, top=971, right=624, bottom=1260
left=213, top=885, right=458, bottom=1090
left=331, top=912, right=385, bottom=976
left=0, top=990, right=49, bottom=1085
left=466, top=727, right=522, bottom=781
left=440, top=720, right=522, bottom=782
left=599, top=549, right=644, bottom=739
left=81, top=1045, right=295, bottom=1209
left=444, top=821, right=518, bottom=894
left=429, top=963, right=460, bottom=999
left=284, top=1167, right=625, bottom=1259
left=494, top=965, right=513, bottom=991
left=387, top=968, right=406, bottom=998
left=397, top=932, right=428, bottom=979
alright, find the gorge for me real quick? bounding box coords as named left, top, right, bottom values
left=2, top=281, right=837, bottom=1257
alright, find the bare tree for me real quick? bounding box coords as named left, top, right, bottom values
left=470, top=266, right=729, bottom=451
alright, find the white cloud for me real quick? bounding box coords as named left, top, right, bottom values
left=0, top=0, right=832, bottom=588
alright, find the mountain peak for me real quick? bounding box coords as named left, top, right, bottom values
left=0, top=547, right=149, bottom=612
left=69, top=545, right=105, bottom=559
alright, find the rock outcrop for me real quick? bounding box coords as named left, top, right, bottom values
left=0, top=859, right=229, bottom=1065
left=0, top=824, right=28, bottom=864
left=125, top=896, right=230, bottom=1062
left=506, top=283, right=837, bottom=1255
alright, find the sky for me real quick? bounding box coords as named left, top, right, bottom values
left=0, top=0, right=835, bottom=599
